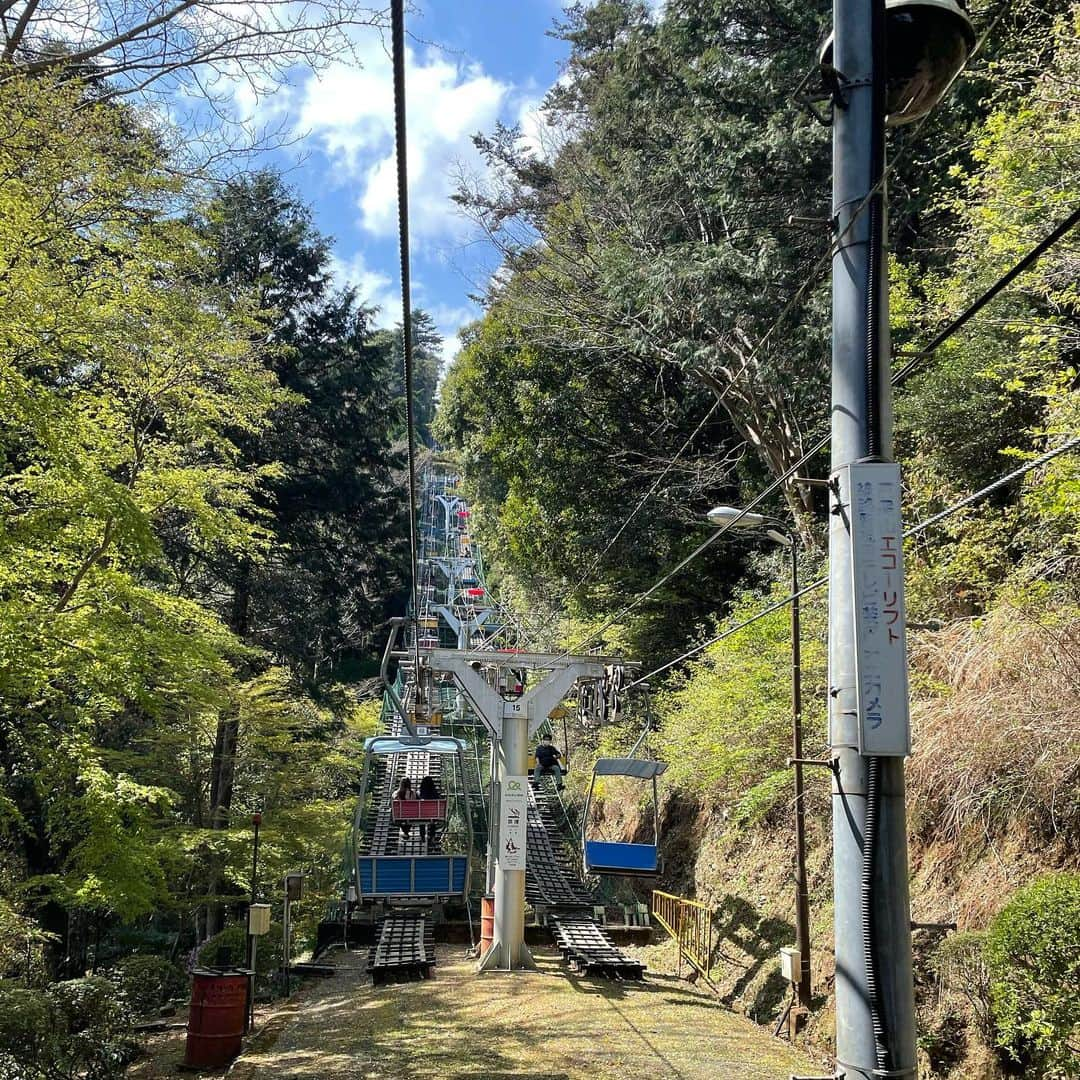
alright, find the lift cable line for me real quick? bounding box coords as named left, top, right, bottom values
left=505, top=0, right=1015, bottom=665
left=559, top=398, right=722, bottom=604
left=560, top=430, right=833, bottom=659
left=626, top=435, right=1080, bottom=689
left=391, top=0, right=422, bottom=686
left=892, top=203, right=1080, bottom=387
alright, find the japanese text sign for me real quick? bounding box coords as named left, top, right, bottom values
left=847, top=462, right=912, bottom=756
left=500, top=776, right=528, bottom=870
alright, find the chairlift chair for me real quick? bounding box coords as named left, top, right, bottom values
left=350, top=735, right=473, bottom=900
left=582, top=758, right=668, bottom=876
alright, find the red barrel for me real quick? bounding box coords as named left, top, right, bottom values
left=184, top=969, right=250, bottom=1068
left=479, top=895, right=495, bottom=957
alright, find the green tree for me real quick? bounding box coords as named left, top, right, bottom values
left=187, top=171, right=408, bottom=935
left=0, top=76, right=280, bottom=969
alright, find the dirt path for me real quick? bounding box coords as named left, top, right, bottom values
left=208, top=944, right=817, bottom=1080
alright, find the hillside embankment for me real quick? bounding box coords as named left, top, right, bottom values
left=634, top=604, right=1080, bottom=1079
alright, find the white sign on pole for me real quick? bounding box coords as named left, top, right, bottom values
left=500, top=775, right=528, bottom=870
left=846, top=462, right=912, bottom=756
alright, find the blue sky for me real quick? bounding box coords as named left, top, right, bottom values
left=242, top=1, right=575, bottom=369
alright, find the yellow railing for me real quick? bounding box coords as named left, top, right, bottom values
left=652, top=890, right=714, bottom=983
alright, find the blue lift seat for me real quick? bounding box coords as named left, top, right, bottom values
left=584, top=840, right=659, bottom=876
left=356, top=855, right=468, bottom=898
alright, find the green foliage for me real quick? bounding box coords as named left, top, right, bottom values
left=198, top=923, right=283, bottom=983
left=437, top=0, right=841, bottom=658
left=111, top=955, right=187, bottom=1017
left=0, top=898, right=53, bottom=979
left=0, top=977, right=136, bottom=1080
left=0, top=984, right=52, bottom=1063
left=0, top=76, right=400, bottom=973
left=191, top=170, right=409, bottom=675
left=986, top=873, right=1080, bottom=1077
left=657, top=581, right=825, bottom=808
left=47, top=977, right=137, bottom=1079
left=730, top=770, right=791, bottom=830
left=0, top=73, right=280, bottom=931
left=897, top=6, right=1080, bottom=615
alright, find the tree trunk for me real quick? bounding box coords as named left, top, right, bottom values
left=205, top=561, right=251, bottom=940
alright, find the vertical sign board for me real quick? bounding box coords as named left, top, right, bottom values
left=500, top=776, right=528, bottom=870
left=847, top=462, right=912, bottom=756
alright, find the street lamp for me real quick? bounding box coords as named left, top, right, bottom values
left=707, top=506, right=812, bottom=1018
left=819, top=0, right=975, bottom=126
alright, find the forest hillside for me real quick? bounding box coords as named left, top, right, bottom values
left=436, top=2, right=1080, bottom=1077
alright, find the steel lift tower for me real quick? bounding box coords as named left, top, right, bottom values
left=397, top=647, right=628, bottom=971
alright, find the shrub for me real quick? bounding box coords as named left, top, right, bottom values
left=197, top=923, right=283, bottom=983
left=0, top=984, right=52, bottom=1065
left=0, top=977, right=137, bottom=1080
left=986, top=872, right=1080, bottom=1078
left=112, top=955, right=187, bottom=1017
left=731, top=770, right=791, bottom=829
left=47, top=976, right=138, bottom=1080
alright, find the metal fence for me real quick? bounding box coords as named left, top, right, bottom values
left=651, top=890, right=714, bottom=983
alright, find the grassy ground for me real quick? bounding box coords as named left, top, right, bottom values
left=132, top=943, right=819, bottom=1080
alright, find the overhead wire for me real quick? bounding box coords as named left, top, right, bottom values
left=892, top=204, right=1080, bottom=387
left=391, top=0, right=423, bottom=690
left=490, top=0, right=1016, bottom=661
left=559, top=398, right=722, bottom=604
left=560, top=160, right=1079, bottom=660
left=625, top=435, right=1080, bottom=689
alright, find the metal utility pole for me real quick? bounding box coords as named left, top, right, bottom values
left=829, top=0, right=917, bottom=1077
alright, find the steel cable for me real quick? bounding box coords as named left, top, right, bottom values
left=625, top=436, right=1080, bottom=688
left=391, top=0, right=422, bottom=688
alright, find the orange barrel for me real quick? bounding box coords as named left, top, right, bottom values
left=479, top=895, right=495, bottom=957
left=184, top=968, right=250, bottom=1068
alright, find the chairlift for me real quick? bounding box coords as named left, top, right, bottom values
left=582, top=758, right=667, bottom=876
left=350, top=735, right=473, bottom=900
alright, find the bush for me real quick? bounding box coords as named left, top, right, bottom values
left=0, top=977, right=137, bottom=1080
left=0, top=984, right=52, bottom=1065
left=47, top=977, right=137, bottom=1080
left=197, top=923, right=283, bottom=984
left=731, top=770, right=791, bottom=829
left=986, top=872, right=1080, bottom=1078
left=112, top=955, right=187, bottom=1017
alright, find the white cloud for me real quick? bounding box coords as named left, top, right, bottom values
left=329, top=251, right=402, bottom=328
left=294, top=36, right=511, bottom=240
left=327, top=257, right=476, bottom=369
left=515, top=94, right=568, bottom=162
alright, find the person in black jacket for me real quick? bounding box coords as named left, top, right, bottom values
left=533, top=734, right=564, bottom=791
left=418, top=775, right=440, bottom=845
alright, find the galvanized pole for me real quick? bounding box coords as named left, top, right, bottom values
left=829, top=0, right=917, bottom=1077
